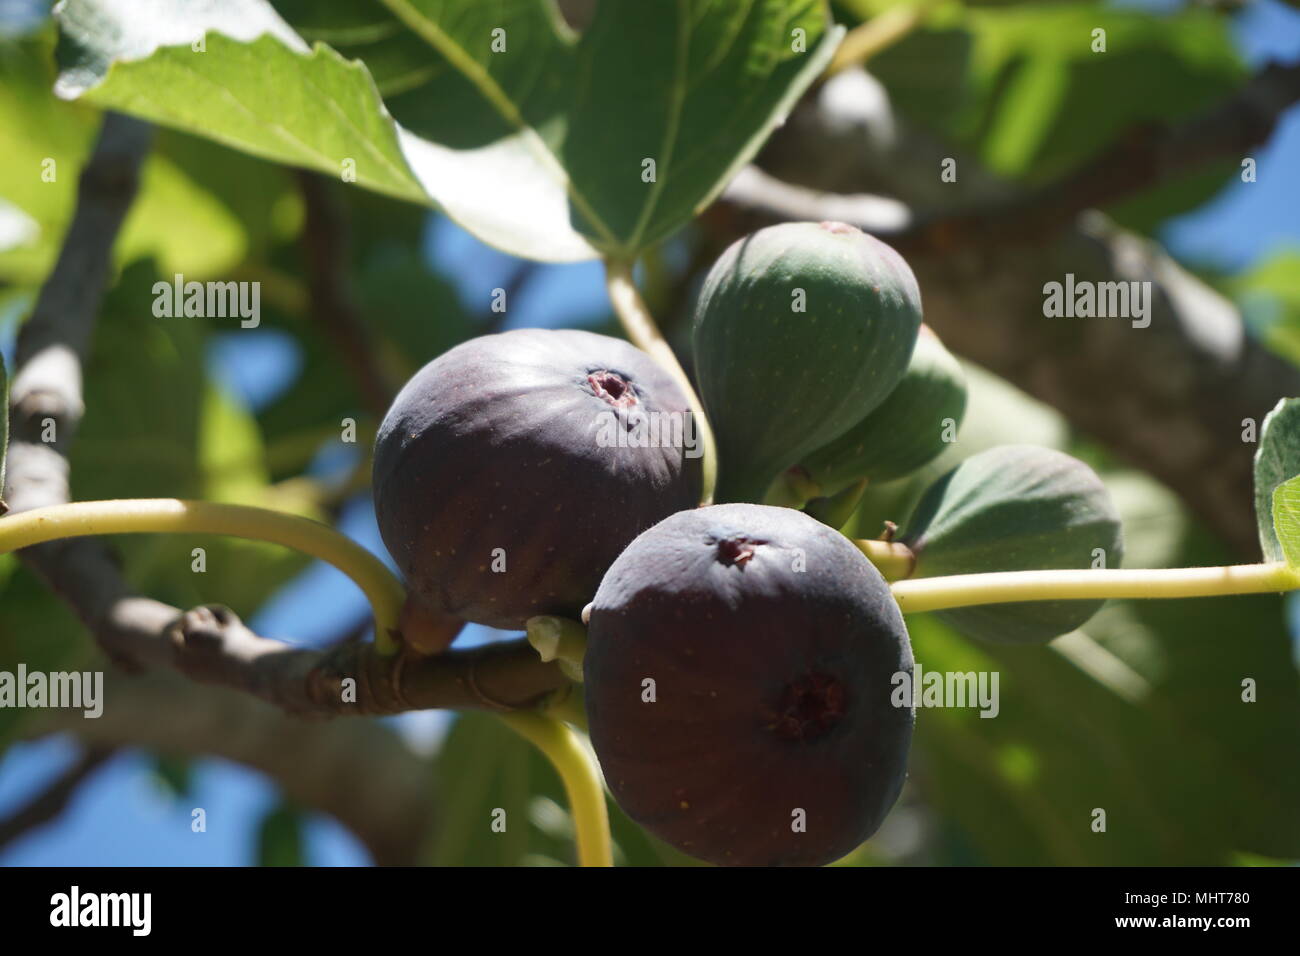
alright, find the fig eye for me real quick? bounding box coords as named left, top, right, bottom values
left=587, top=370, right=637, bottom=407
left=714, top=535, right=759, bottom=567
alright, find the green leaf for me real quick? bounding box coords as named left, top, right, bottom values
left=1271, top=476, right=1300, bottom=568
left=869, top=3, right=1243, bottom=231
left=0, top=354, right=9, bottom=514
left=1232, top=252, right=1300, bottom=367
left=54, top=0, right=841, bottom=262
left=0, top=26, right=272, bottom=285
left=907, top=535, right=1300, bottom=865
left=1253, top=398, right=1300, bottom=562
left=72, top=262, right=312, bottom=615
left=425, top=712, right=576, bottom=866
left=256, top=802, right=306, bottom=866
left=151, top=754, right=194, bottom=799
left=0, top=566, right=93, bottom=752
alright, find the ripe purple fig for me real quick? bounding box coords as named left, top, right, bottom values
left=373, top=329, right=701, bottom=633
left=585, top=503, right=914, bottom=866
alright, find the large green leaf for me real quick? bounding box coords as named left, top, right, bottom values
left=841, top=364, right=1300, bottom=865
left=0, top=26, right=284, bottom=285
left=867, top=2, right=1243, bottom=231
left=0, top=355, right=8, bottom=513
left=1254, top=398, right=1300, bottom=563
left=902, top=482, right=1300, bottom=865
left=54, top=0, right=841, bottom=262
left=1272, top=476, right=1300, bottom=569
left=71, top=262, right=313, bottom=616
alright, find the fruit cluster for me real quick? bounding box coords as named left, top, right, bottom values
left=374, top=221, right=1122, bottom=866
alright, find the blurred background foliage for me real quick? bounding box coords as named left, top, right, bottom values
left=1, top=0, right=1299, bottom=865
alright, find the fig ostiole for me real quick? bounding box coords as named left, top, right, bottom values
left=900, top=445, right=1124, bottom=644
left=584, top=503, right=914, bottom=867
left=373, top=328, right=702, bottom=637
left=692, top=221, right=922, bottom=504
left=800, top=324, right=967, bottom=495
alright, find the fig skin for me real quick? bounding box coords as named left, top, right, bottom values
left=585, top=503, right=914, bottom=867
left=373, top=328, right=701, bottom=632
left=800, top=324, right=967, bottom=494
left=902, top=444, right=1124, bottom=643
left=692, top=220, right=922, bottom=503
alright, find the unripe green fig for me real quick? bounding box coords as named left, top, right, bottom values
left=800, top=325, right=967, bottom=494
left=373, top=328, right=701, bottom=633
left=900, top=445, right=1124, bottom=644
left=692, top=221, right=922, bottom=504
left=585, top=503, right=914, bottom=867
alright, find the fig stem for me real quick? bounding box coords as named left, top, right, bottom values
left=0, top=499, right=405, bottom=654
left=854, top=538, right=917, bottom=582
left=764, top=467, right=822, bottom=509
left=526, top=615, right=587, bottom=683
left=827, top=0, right=943, bottom=76
left=604, top=258, right=718, bottom=505
left=497, top=713, right=612, bottom=868
left=891, top=562, right=1300, bottom=613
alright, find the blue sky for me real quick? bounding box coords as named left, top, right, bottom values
left=2, top=0, right=1299, bottom=866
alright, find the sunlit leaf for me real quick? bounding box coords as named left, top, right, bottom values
left=1254, top=398, right=1300, bottom=563
left=54, top=0, right=841, bottom=262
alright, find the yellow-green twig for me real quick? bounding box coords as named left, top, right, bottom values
left=891, top=562, right=1300, bottom=614
left=604, top=258, right=718, bottom=505
left=0, top=499, right=406, bottom=653
left=498, top=712, right=612, bottom=867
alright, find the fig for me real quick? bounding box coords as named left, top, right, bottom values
left=585, top=503, right=914, bottom=867
left=800, top=324, right=967, bottom=494
left=373, top=328, right=701, bottom=633
left=692, top=221, right=922, bottom=503
left=901, top=445, right=1124, bottom=644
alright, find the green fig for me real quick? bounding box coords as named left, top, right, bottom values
left=800, top=324, right=966, bottom=494
left=900, top=445, right=1123, bottom=643
left=692, top=221, right=922, bottom=503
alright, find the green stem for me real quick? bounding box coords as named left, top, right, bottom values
left=855, top=538, right=917, bottom=582
left=891, top=562, right=1300, bottom=614
left=526, top=615, right=587, bottom=683
left=0, top=499, right=406, bottom=653
left=604, top=258, right=718, bottom=505
left=497, top=713, right=612, bottom=868
left=827, top=0, right=944, bottom=76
